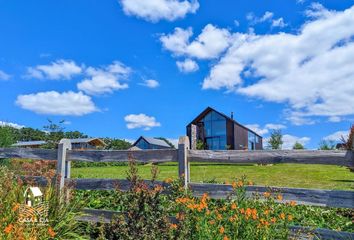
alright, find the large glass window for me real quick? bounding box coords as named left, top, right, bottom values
left=200, top=111, right=227, bottom=150
left=248, top=131, right=256, bottom=150
left=136, top=139, right=149, bottom=149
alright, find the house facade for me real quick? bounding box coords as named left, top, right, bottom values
left=132, top=136, right=172, bottom=150
left=186, top=107, right=263, bottom=150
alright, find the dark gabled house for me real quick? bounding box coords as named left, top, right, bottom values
left=132, top=136, right=172, bottom=150
left=187, top=107, right=263, bottom=150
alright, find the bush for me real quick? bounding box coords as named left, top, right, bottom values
left=0, top=166, right=84, bottom=239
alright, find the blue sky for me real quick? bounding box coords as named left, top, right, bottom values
left=0, top=0, right=353, bottom=148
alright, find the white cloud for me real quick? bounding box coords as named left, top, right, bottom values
left=0, top=121, right=25, bottom=129
left=160, top=24, right=232, bottom=59
left=260, top=11, right=274, bottom=22
left=140, top=79, right=160, bottom=88
left=234, top=20, right=240, bottom=27
left=176, top=58, right=199, bottom=73
left=120, top=0, right=199, bottom=22
left=167, top=138, right=179, bottom=148
left=0, top=70, right=10, bottom=80
left=16, top=91, right=97, bottom=116
left=272, top=18, right=287, bottom=28
left=323, top=130, right=348, bottom=142
left=77, top=61, right=131, bottom=95
left=245, top=123, right=287, bottom=136
left=124, top=114, right=161, bottom=130
left=328, top=116, right=341, bottom=122
left=202, top=4, right=354, bottom=124
left=26, top=59, right=82, bottom=80
left=282, top=134, right=311, bottom=149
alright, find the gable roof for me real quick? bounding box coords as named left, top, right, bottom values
left=12, top=140, right=47, bottom=147
left=133, top=136, right=171, bottom=148
left=70, top=138, right=106, bottom=146
left=187, top=106, right=263, bottom=138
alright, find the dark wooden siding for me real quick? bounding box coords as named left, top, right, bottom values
left=233, top=123, right=248, bottom=150
left=255, top=137, right=263, bottom=150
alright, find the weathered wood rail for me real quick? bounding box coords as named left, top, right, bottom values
left=1, top=136, right=354, bottom=240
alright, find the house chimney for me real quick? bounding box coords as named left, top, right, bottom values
left=231, top=112, right=234, bottom=120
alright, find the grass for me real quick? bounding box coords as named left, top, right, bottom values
left=71, top=163, right=354, bottom=191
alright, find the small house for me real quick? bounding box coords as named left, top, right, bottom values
left=187, top=107, right=263, bottom=150
left=70, top=138, right=106, bottom=150
left=132, top=136, right=172, bottom=150
left=23, top=187, right=43, bottom=207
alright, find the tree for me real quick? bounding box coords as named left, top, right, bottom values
left=103, top=138, right=132, bottom=150
left=155, top=137, right=176, bottom=149
left=43, top=119, right=65, bottom=149
left=267, top=130, right=283, bottom=150
left=0, top=126, right=15, bottom=147
left=293, top=142, right=305, bottom=150
left=64, top=131, right=88, bottom=139
left=318, top=140, right=336, bottom=150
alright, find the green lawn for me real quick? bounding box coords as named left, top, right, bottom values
left=71, top=163, right=354, bottom=191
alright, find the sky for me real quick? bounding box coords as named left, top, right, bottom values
left=0, top=0, right=353, bottom=149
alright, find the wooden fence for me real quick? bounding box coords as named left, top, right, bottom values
left=1, top=137, right=354, bottom=239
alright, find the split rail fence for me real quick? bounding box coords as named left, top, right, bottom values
left=1, top=136, right=354, bottom=239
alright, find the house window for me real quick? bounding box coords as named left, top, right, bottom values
left=248, top=131, right=257, bottom=150
left=200, top=111, right=227, bottom=150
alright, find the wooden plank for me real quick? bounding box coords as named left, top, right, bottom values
left=67, top=178, right=168, bottom=191
left=188, top=150, right=354, bottom=166
left=189, top=183, right=354, bottom=208
left=57, top=139, right=71, bottom=191
left=79, top=209, right=354, bottom=240
left=0, top=148, right=57, bottom=160
left=67, top=149, right=178, bottom=163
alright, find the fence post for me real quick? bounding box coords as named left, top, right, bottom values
left=178, top=136, right=190, bottom=189
left=56, top=139, right=71, bottom=191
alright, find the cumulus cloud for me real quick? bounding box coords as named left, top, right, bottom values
left=16, top=91, right=97, bottom=116
left=323, top=130, right=348, bottom=142
left=0, top=121, right=25, bottom=129
left=246, top=11, right=287, bottom=28
left=160, top=24, right=232, bottom=59
left=282, top=134, right=311, bottom=149
left=124, top=113, right=161, bottom=130
left=202, top=4, right=354, bottom=124
left=26, top=59, right=82, bottom=80
left=176, top=59, right=199, bottom=73
left=77, top=61, right=131, bottom=95
left=140, top=79, right=160, bottom=88
left=328, top=116, right=341, bottom=122
left=0, top=70, right=11, bottom=80
left=245, top=123, right=287, bottom=136
left=120, top=0, right=199, bottom=22
left=271, top=18, right=286, bottom=28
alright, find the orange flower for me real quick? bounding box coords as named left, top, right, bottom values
left=219, top=226, right=225, bottom=234
left=263, top=192, right=271, bottom=198
left=280, top=213, right=286, bottom=220
left=290, top=201, right=297, bottom=206
left=164, top=178, right=173, bottom=184
left=271, top=217, right=276, bottom=223
left=237, top=181, right=244, bottom=187
left=288, top=215, right=293, bottom=221
left=176, top=212, right=185, bottom=220
left=209, top=220, right=215, bottom=225
left=240, top=208, right=245, bottom=214
left=170, top=224, right=178, bottom=230
left=231, top=203, right=237, bottom=210
left=12, top=203, right=20, bottom=212
left=263, top=209, right=270, bottom=215
left=232, top=181, right=237, bottom=188
left=217, top=213, right=222, bottom=220
left=223, top=235, right=229, bottom=240
left=277, top=194, right=283, bottom=201
left=4, top=224, right=13, bottom=234
left=248, top=181, right=254, bottom=186
left=48, top=227, right=56, bottom=238
left=154, top=184, right=163, bottom=192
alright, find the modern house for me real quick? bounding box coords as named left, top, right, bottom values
left=12, top=140, right=47, bottom=148
left=186, top=107, right=263, bottom=150
left=132, top=136, right=172, bottom=150
left=12, top=138, right=106, bottom=150
left=70, top=138, right=106, bottom=150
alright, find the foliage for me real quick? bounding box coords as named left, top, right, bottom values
left=318, top=140, right=336, bottom=150
left=292, top=142, right=305, bottom=150
left=196, top=140, right=205, bottom=150
left=102, top=138, right=132, bottom=150
left=340, top=124, right=354, bottom=150
left=0, top=126, right=15, bottom=147
left=267, top=130, right=283, bottom=150
left=0, top=166, right=84, bottom=239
